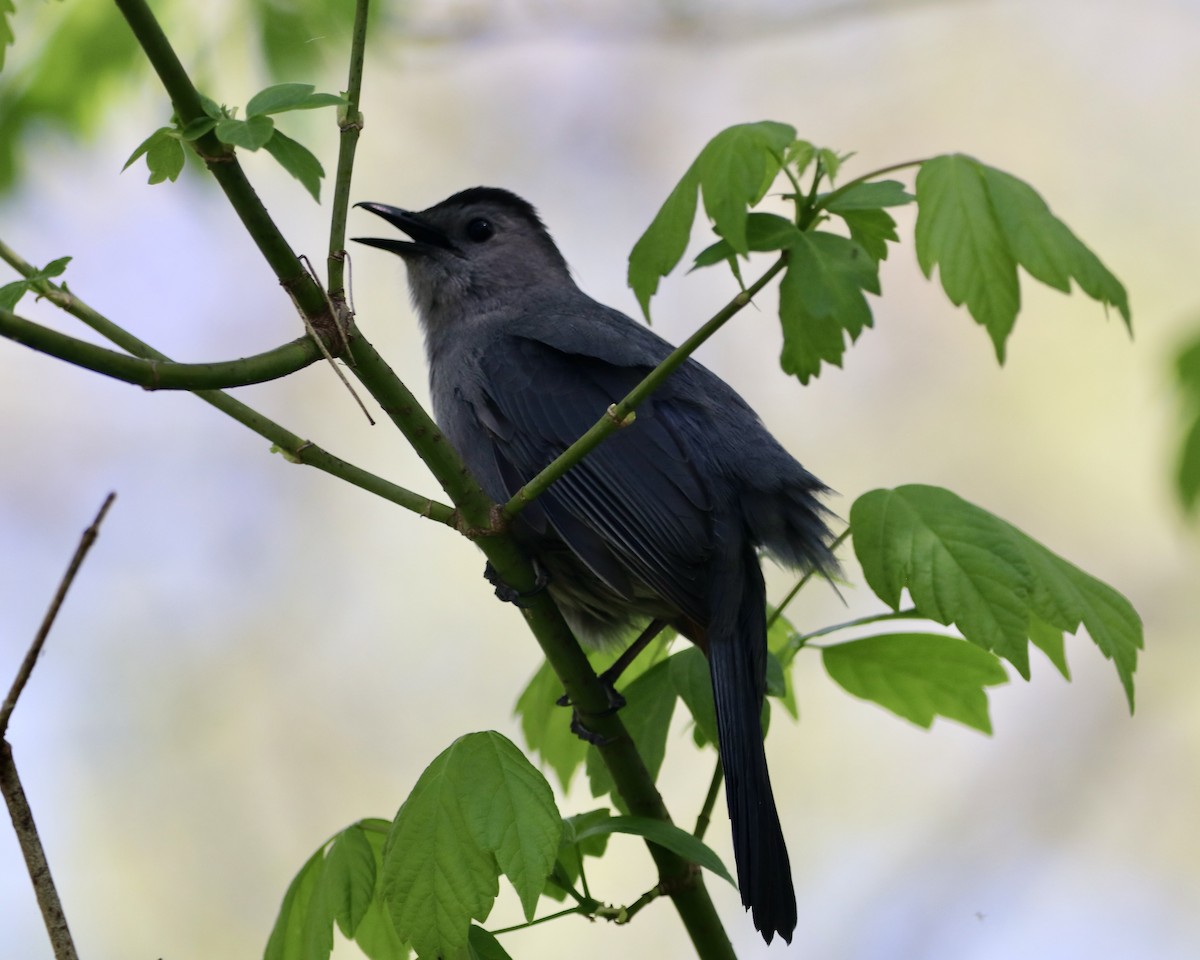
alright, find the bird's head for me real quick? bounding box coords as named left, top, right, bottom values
left=354, top=187, right=573, bottom=331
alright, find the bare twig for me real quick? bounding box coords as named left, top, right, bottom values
left=1, top=492, right=116, bottom=960
left=0, top=492, right=116, bottom=735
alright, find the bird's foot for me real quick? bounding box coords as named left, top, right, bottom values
left=483, top=559, right=549, bottom=608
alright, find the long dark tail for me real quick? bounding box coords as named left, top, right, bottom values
left=708, top=545, right=797, bottom=944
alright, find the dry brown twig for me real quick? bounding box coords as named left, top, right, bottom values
left=2, top=491, right=117, bottom=960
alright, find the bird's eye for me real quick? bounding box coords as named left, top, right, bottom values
left=466, top=218, right=494, bottom=242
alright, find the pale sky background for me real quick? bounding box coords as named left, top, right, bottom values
left=2, top=1, right=1199, bottom=959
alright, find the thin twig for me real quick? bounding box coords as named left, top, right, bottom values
left=1, top=493, right=116, bottom=960
left=0, top=492, right=116, bottom=735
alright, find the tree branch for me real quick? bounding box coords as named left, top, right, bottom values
left=326, top=0, right=370, bottom=297
left=111, top=0, right=332, bottom=328
left=0, top=309, right=324, bottom=389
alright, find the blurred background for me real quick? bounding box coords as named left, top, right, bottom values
left=1, top=1, right=1197, bottom=958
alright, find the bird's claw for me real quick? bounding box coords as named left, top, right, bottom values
left=483, top=559, right=549, bottom=608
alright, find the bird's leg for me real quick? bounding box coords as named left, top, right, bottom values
left=558, top=619, right=671, bottom=746
left=483, top=558, right=550, bottom=607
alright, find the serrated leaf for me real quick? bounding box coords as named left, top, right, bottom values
left=850, top=485, right=1142, bottom=708
left=264, top=847, right=335, bottom=960
left=628, top=120, right=794, bottom=316
left=0, top=280, right=27, bottom=312
left=215, top=114, right=276, bottom=150
left=818, top=147, right=844, bottom=182
left=669, top=647, right=718, bottom=746
left=573, top=815, right=735, bottom=886
left=323, top=825, right=377, bottom=938
left=915, top=154, right=1020, bottom=360
left=1029, top=616, right=1070, bottom=680
left=916, top=154, right=1131, bottom=363
left=382, top=732, right=562, bottom=958
left=0, top=0, right=15, bottom=73
left=823, top=180, right=915, bottom=211
left=785, top=139, right=815, bottom=178
left=352, top=900, right=409, bottom=960
left=586, top=659, right=676, bottom=804
left=823, top=633, right=1008, bottom=732
left=468, top=924, right=513, bottom=960
left=837, top=207, right=899, bottom=262
left=515, top=660, right=588, bottom=791
left=980, top=165, right=1130, bottom=328
left=779, top=230, right=879, bottom=383
left=264, top=130, right=325, bottom=201
left=247, top=82, right=346, bottom=116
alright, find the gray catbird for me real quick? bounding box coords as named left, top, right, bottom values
left=356, top=187, right=835, bottom=944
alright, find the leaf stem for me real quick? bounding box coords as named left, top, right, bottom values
left=793, top=608, right=923, bottom=650
left=692, top=759, right=724, bottom=842
left=488, top=905, right=588, bottom=936
left=816, top=157, right=930, bottom=211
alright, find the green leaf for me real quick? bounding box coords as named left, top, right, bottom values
left=145, top=131, right=185, bottom=184
left=669, top=647, right=718, bottom=746
left=767, top=607, right=801, bottom=718
left=37, top=256, right=72, bottom=280
left=1178, top=413, right=1200, bottom=514
left=0, top=0, right=14, bottom=73
left=515, top=660, right=588, bottom=791
left=836, top=208, right=899, bottom=262
left=697, top=121, right=795, bottom=254
left=915, top=154, right=1019, bottom=359
left=628, top=167, right=701, bottom=318
left=823, top=633, right=1008, bottom=733
left=382, top=732, right=562, bottom=958
left=264, top=846, right=335, bottom=960
left=180, top=116, right=217, bottom=141
left=822, top=180, right=915, bottom=211
left=0, top=280, right=27, bottom=312
left=573, top=815, right=735, bottom=886
left=980, top=165, right=1130, bottom=328
left=247, top=82, right=347, bottom=116
left=323, top=824, right=377, bottom=938
left=818, top=148, right=848, bottom=182
left=215, top=114, right=276, bottom=150
left=778, top=230, right=879, bottom=383
left=586, top=658, right=676, bottom=804
left=850, top=485, right=1142, bottom=709
left=264, top=130, right=325, bottom=202
left=1029, top=616, right=1070, bottom=680
left=468, top=924, right=514, bottom=960
left=745, top=212, right=803, bottom=251
left=628, top=120, right=795, bottom=317
left=916, top=154, right=1131, bottom=362
left=551, top=808, right=612, bottom=898
left=122, top=127, right=173, bottom=174
left=690, top=239, right=736, bottom=272
left=352, top=900, right=409, bottom=960
left=785, top=139, right=816, bottom=179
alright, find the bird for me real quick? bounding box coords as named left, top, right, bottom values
left=355, top=187, right=835, bottom=944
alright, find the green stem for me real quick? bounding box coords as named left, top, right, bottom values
left=793, top=608, right=923, bottom=650
left=693, top=759, right=724, bottom=842
left=0, top=310, right=323, bottom=389
left=501, top=256, right=787, bottom=522
left=488, top=906, right=588, bottom=936
left=111, top=0, right=330, bottom=325
left=327, top=0, right=370, bottom=296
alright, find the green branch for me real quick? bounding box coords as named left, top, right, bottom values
left=501, top=256, right=787, bottom=521
left=111, top=0, right=331, bottom=327
left=0, top=309, right=324, bottom=389
left=326, top=0, right=370, bottom=296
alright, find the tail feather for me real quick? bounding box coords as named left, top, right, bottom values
left=708, top=546, right=797, bottom=944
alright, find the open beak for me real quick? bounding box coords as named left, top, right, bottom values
left=352, top=202, right=454, bottom=255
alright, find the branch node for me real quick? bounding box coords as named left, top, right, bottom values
left=606, top=403, right=636, bottom=428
